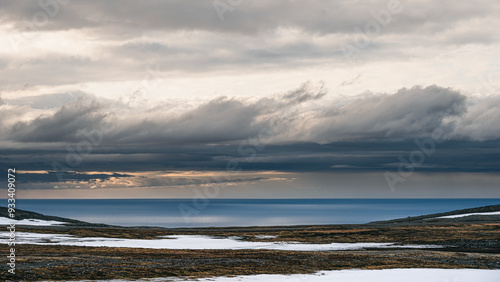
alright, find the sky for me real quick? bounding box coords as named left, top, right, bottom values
left=0, top=0, right=499, bottom=199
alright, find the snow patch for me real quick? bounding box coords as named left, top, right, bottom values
left=0, top=217, right=67, bottom=226
left=0, top=232, right=442, bottom=251
left=254, top=235, right=278, bottom=239
left=59, top=268, right=500, bottom=282
left=436, top=211, right=500, bottom=219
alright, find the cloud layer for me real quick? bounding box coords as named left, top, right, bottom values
left=4, top=84, right=495, bottom=146
left=1, top=0, right=499, bottom=94
left=0, top=1, right=499, bottom=196
left=1, top=84, right=500, bottom=189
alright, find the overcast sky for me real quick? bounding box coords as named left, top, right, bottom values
left=1, top=0, right=499, bottom=199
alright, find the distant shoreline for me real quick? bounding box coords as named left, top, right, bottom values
left=4, top=198, right=499, bottom=228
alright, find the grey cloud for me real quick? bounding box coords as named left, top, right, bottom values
left=308, top=85, right=466, bottom=142
left=452, top=96, right=500, bottom=140
left=3, top=40, right=337, bottom=90
left=111, top=96, right=264, bottom=145
left=17, top=171, right=132, bottom=183
left=2, top=0, right=499, bottom=37
left=0, top=54, right=140, bottom=90
left=4, top=84, right=494, bottom=147
left=110, top=82, right=327, bottom=144
left=122, top=176, right=269, bottom=189
left=339, top=73, right=362, bottom=87
left=2, top=1, right=498, bottom=90
left=3, top=138, right=500, bottom=187
left=16, top=170, right=270, bottom=189
left=282, top=81, right=327, bottom=105
left=5, top=91, right=83, bottom=109
left=6, top=82, right=327, bottom=145
left=110, top=39, right=342, bottom=75
left=10, top=94, right=107, bottom=142
left=2, top=84, right=500, bottom=182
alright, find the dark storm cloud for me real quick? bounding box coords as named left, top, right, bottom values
left=15, top=171, right=133, bottom=183
left=7, top=82, right=327, bottom=144
left=1, top=84, right=499, bottom=180
left=1, top=139, right=499, bottom=179
left=232, top=140, right=500, bottom=173
left=3, top=84, right=495, bottom=146
left=9, top=94, right=107, bottom=142
left=112, top=97, right=263, bottom=145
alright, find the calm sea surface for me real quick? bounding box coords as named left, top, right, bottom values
left=8, top=199, right=500, bottom=228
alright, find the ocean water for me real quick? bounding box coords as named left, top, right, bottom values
left=8, top=199, right=500, bottom=228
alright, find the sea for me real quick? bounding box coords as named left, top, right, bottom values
left=8, top=198, right=500, bottom=228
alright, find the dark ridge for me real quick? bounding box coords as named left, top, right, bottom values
left=367, top=204, right=500, bottom=226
